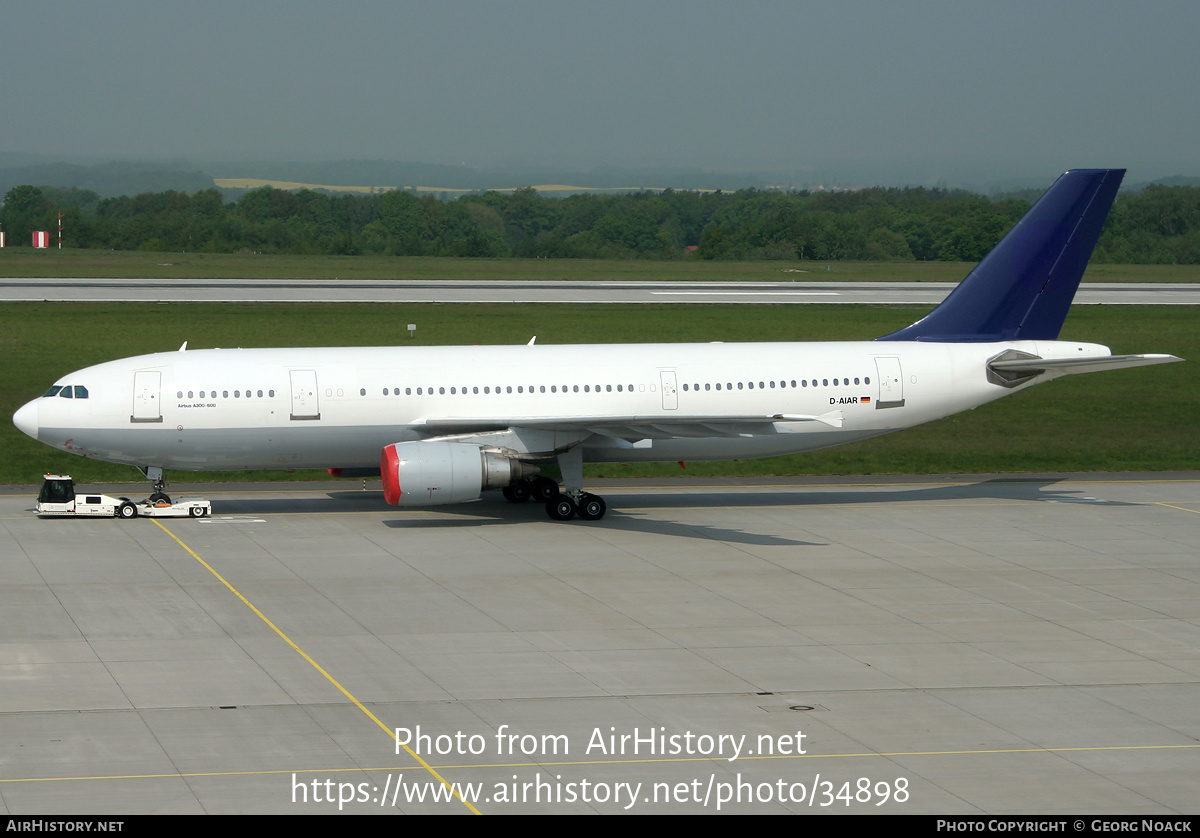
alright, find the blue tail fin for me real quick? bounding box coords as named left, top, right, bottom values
left=877, top=168, right=1124, bottom=342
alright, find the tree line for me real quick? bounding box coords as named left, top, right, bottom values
left=2, top=181, right=1198, bottom=263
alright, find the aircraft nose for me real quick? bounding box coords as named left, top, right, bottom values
left=13, top=400, right=39, bottom=440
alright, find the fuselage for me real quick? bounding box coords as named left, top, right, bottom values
left=12, top=338, right=1110, bottom=472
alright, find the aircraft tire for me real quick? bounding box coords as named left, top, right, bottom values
left=503, top=483, right=531, bottom=503
left=149, top=492, right=171, bottom=504
left=532, top=477, right=560, bottom=503
left=577, top=493, right=607, bottom=521
left=547, top=496, right=576, bottom=521
left=117, top=502, right=137, bottom=520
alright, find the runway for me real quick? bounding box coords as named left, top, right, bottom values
left=2, top=277, right=1199, bottom=305
left=1, top=474, right=1197, bottom=814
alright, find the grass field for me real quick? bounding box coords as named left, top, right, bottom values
left=2, top=249, right=1199, bottom=283
left=2, top=301, right=1194, bottom=485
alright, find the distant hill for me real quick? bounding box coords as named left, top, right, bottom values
left=0, top=161, right=213, bottom=199
left=210, top=160, right=773, bottom=194
left=7, top=155, right=1194, bottom=202
left=211, top=177, right=717, bottom=197
left=1, top=156, right=775, bottom=200
left=1127, top=175, right=1200, bottom=190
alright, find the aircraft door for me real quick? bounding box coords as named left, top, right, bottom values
left=290, top=370, right=321, bottom=420
left=660, top=371, right=678, bottom=410
left=874, top=357, right=905, bottom=409
left=131, top=370, right=163, bottom=423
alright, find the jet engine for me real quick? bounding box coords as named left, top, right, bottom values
left=380, top=441, right=534, bottom=506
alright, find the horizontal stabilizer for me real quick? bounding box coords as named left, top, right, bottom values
left=989, top=353, right=1182, bottom=376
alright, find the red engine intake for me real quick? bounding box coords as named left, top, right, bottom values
left=381, top=444, right=403, bottom=505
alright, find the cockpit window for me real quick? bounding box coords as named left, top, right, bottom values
left=46, top=384, right=88, bottom=399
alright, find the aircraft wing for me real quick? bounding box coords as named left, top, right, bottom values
left=419, top=411, right=845, bottom=440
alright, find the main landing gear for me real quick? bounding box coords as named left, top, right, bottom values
left=547, top=490, right=606, bottom=522
left=501, top=449, right=608, bottom=522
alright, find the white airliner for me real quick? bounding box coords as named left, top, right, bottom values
left=11, top=169, right=1180, bottom=521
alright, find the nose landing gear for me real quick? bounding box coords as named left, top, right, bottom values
left=139, top=465, right=172, bottom=505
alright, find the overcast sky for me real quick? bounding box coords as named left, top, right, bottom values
left=3, top=1, right=1197, bottom=185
